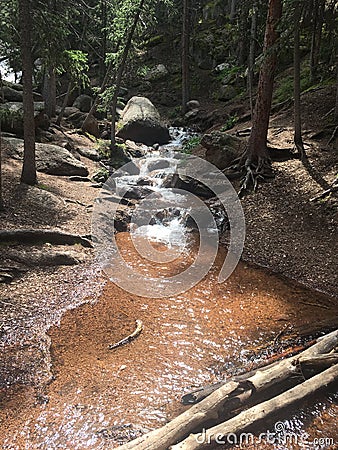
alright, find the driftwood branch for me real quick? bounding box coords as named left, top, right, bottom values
left=117, top=330, right=338, bottom=450
left=0, top=229, right=93, bottom=247
left=108, top=319, right=143, bottom=350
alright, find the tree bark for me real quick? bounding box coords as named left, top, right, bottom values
left=310, top=0, right=325, bottom=83
left=246, top=0, right=282, bottom=162
left=19, top=0, right=37, bottom=186
left=181, top=0, right=190, bottom=113
left=0, top=71, right=3, bottom=210
left=293, top=1, right=304, bottom=155
left=43, top=65, right=57, bottom=118
left=82, top=60, right=113, bottom=133
left=56, top=80, right=73, bottom=126
left=248, top=1, right=258, bottom=120
left=110, top=0, right=145, bottom=150
left=335, top=51, right=338, bottom=124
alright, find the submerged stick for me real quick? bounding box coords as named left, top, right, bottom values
left=108, top=319, right=143, bottom=350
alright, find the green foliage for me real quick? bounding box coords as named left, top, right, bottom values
left=136, top=65, right=151, bottom=77
left=182, top=136, right=201, bottom=154
left=92, top=168, right=109, bottom=183
left=216, top=65, right=245, bottom=84
left=221, top=114, right=238, bottom=131
left=274, top=65, right=313, bottom=104
left=57, top=50, right=89, bottom=88
left=95, top=139, right=111, bottom=158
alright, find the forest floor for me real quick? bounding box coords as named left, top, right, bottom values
left=0, top=85, right=337, bottom=447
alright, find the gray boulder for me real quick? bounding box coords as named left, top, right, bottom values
left=201, top=132, right=244, bottom=170
left=5, top=138, right=89, bottom=176
left=3, top=86, right=23, bottom=102
left=77, top=146, right=101, bottom=161
left=218, top=85, right=237, bottom=102
left=0, top=102, right=48, bottom=136
left=73, top=94, right=93, bottom=113
left=144, top=64, right=169, bottom=82
left=116, top=96, right=170, bottom=146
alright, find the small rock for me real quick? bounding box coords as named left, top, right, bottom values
left=186, top=100, right=200, bottom=111
left=144, top=64, right=169, bottom=82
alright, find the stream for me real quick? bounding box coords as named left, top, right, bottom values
left=0, top=130, right=337, bottom=449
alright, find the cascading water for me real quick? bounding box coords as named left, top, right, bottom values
left=103, top=128, right=205, bottom=249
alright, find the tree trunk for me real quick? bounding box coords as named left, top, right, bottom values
left=310, top=0, right=325, bottom=83
left=56, top=80, right=73, bottom=126
left=110, top=0, right=145, bottom=150
left=100, top=0, right=108, bottom=82
left=181, top=0, right=190, bottom=114
left=248, top=1, right=258, bottom=119
left=19, top=0, right=37, bottom=186
left=0, top=71, right=3, bottom=210
left=247, top=0, right=282, bottom=162
left=293, top=1, right=304, bottom=155
left=335, top=52, right=338, bottom=124
left=229, top=0, right=237, bottom=22
left=43, top=65, right=57, bottom=118
left=82, top=60, right=113, bottom=133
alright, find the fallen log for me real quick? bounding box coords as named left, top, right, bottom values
left=171, top=363, right=338, bottom=449
left=117, top=330, right=338, bottom=450
left=0, top=229, right=93, bottom=248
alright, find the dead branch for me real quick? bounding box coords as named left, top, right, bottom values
left=108, top=319, right=143, bottom=350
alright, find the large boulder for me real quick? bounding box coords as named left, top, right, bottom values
left=116, top=96, right=170, bottom=146
left=73, top=94, right=93, bottom=113
left=201, top=132, right=244, bottom=170
left=5, top=138, right=89, bottom=176
left=0, top=102, right=49, bottom=136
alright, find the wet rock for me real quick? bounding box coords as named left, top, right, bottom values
left=5, top=138, right=89, bottom=176
left=123, top=186, right=154, bottom=200
left=146, top=158, right=170, bottom=172
left=117, top=96, right=170, bottom=146
left=162, top=173, right=214, bottom=199
left=201, top=131, right=244, bottom=170
left=125, top=140, right=148, bottom=158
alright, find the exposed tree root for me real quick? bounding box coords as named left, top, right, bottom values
left=0, top=229, right=93, bottom=247
left=224, top=155, right=274, bottom=197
